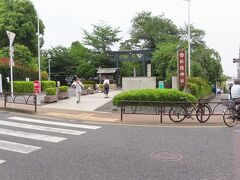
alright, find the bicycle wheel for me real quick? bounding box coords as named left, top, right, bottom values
left=196, top=105, right=211, bottom=123
left=223, top=107, right=238, bottom=127
left=169, top=106, right=186, bottom=122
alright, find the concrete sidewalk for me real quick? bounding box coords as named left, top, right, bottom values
left=0, top=91, right=230, bottom=126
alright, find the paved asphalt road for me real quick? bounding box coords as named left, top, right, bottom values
left=0, top=111, right=239, bottom=180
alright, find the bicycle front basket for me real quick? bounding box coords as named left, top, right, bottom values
left=221, top=99, right=235, bottom=108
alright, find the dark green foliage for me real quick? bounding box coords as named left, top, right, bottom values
left=76, top=63, right=96, bottom=80
left=0, top=65, right=38, bottom=91
left=13, top=81, right=33, bottom=93
left=45, top=87, right=56, bottom=95
left=41, top=81, right=56, bottom=91
left=82, top=23, right=121, bottom=53
left=0, top=0, right=45, bottom=55
left=113, top=89, right=196, bottom=106
left=129, top=11, right=179, bottom=49
left=186, top=77, right=211, bottom=98
left=0, top=44, right=35, bottom=67
left=59, top=86, right=68, bottom=92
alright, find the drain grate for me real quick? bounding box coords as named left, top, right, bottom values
left=151, top=151, right=183, bottom=162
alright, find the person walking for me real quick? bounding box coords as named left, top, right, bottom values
left=72, top=78, right=84, bottom=103
left=103, top=78, right=110, bottom=98
left=231, top=79, right=240, bottom=105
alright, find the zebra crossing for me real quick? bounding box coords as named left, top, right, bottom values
left=0, top=116, right=102, bottom=165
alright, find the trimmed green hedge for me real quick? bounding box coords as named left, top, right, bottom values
left=13, top=81, right=33, bottom=93
left=45, top=87, right=56, bottom=95
left=6, top=80, right=57, bottom=93
left=113, top=89, right=197, bottom=106
left=59, top=86, right=68, bottom=92
left=41, top=81, right=56, bottom=91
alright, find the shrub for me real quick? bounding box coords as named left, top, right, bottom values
left=186, top=82, right=199, bottom=97
left=13, top=81, right=33, bottom=93
left=41, top=81, right=56, bottom=91
left=186, top=77, right=211, bottom=98
left=82, top=80, right=96, bottom=89
left=41, top=71, right=48, bottom=80
left=98, top=84, right=104, bottom=92
left=84, top=84, right=93, bottom=90
left=59, top=86, right=68, bottom=92
left=113, top=89, right=197, bottom=106
left=45, top=87, right=56, bottom=95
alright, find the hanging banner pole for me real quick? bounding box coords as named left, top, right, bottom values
left=6, top=31, right=16, bottom=96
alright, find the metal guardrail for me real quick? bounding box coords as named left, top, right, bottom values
left=4, top=92, right=37, bottom=112
left=120, top=99, right=227, bottom=123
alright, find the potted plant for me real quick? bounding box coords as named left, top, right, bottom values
left=44, top=87, right=58, bottom=103
left=85, top=84, right=94, bottom=94
left=57, top=86, right=69, bottom=100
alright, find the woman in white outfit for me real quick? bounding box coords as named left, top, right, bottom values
left=72, top=78, right=84, bottom=103
left=103, top=78, right=110, bottom=98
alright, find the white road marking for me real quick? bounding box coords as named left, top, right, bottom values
left=0, top=160, right=6, bottom=164
left=0, top=140, right=41, bottom=154
left=8, top=117, right=101, bottom=130
left=0, top=128, right=67, bottom=143
left=0, top=120, right=86, bottom=135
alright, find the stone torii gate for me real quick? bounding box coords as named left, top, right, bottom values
left=233, top=48, right=240, bottom=78
left=106, top=49, right=153, bottom=84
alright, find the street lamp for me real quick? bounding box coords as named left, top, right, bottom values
left=183, top=0, right=191, bottom=77
left=47, top=54, right=52, bottom=81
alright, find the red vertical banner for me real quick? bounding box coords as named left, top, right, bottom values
left=177, top=49, right=186, bottom=89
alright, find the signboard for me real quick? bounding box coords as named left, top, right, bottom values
left=177, top=49, right=186, bottom=88
left=33, top=80, right=40, bottom=93
left=147, top=64, right=151, bottom=77
left=6, top=31, right=16, bottom=46
left=158, top=81, right=164, bottom=89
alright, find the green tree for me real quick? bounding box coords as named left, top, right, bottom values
left=179, top=25, right=206, bottom=50
left=0, top=43, right=35, bottom=67
left=191, top=46, right=223, bottom=84
left=152, top=42, right=179, bottom=78
left=129, top=11, right=179, bottom=49
left=82, top=23, right=121, bottom=54
left=69, top=41, right=90, bottom=64
left=76, top=63, right=96, bottom=80
left=0, top=0, right=45, bottom=55
left=47, top=46, right=76, bottom=75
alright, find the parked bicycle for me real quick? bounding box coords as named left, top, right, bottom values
left=169, top=98, right=212, bottom=123
left=222, top=99, right=240, bottom=127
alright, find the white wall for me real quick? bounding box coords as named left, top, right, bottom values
left=122, top=77, right=156, bottom=91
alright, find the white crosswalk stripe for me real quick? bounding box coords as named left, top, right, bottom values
left=0, top=116, right=101, bottom=164
left=0, top=120, right=86, bottom=135
left=0, top=140, right=41, bottom=154
left=0, top=128, right=67, bottom=143
left=0, top=160, right=6, bottom=164
left=8, top=117, right=102, bottom=129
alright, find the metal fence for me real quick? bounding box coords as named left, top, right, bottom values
left=4, top=92, right=37, bottom=112
left=120, top=99, right=231, bottom=123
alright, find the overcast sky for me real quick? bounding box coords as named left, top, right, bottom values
left=31, top=0, right=240, bottom=78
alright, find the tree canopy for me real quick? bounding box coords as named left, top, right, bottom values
left=82, top=23, right=121, bottom=54
left=128, top=11, right=179, bottom=49
left=0, top=0, right=45, bottom=55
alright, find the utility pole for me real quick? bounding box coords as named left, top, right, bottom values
left=233, top=48, right=240, bottom=78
